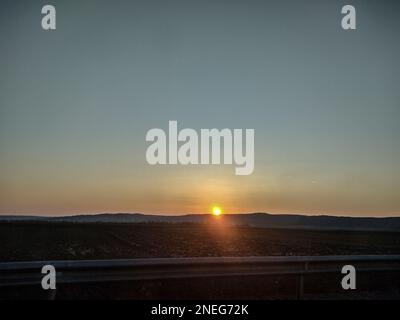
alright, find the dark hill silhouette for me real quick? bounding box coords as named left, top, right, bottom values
left=1, top=213, right=399, bottom=232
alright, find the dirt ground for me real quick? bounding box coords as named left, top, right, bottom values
left=1, top=222, right=400, bottom=262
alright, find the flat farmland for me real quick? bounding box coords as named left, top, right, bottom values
left=1, top=222, right=400, bottom=262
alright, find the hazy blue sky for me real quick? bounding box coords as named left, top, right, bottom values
left=0, top=0, right=399, bottom=216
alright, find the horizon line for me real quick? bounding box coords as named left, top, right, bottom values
left=0, top=212, right=399, bottom=219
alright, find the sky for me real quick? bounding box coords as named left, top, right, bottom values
left=0, top=0, right=399, bottom=217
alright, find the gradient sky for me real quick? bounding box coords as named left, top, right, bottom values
left=0, top=0, right=399, bottom=216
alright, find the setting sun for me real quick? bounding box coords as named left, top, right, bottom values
left=212, top=206, right=222, bottom=216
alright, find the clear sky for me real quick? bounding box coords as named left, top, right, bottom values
left=0, top=0, right=399, bottom=216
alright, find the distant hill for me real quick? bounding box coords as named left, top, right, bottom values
left=1, top=213, right=400, bottom=232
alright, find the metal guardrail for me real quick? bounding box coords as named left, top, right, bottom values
left=1, top=255, right=400, bottom=299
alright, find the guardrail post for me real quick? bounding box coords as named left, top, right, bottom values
left=296, top=262, right=308, bottom=300
left=296, top=275, right=304, bottom=300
